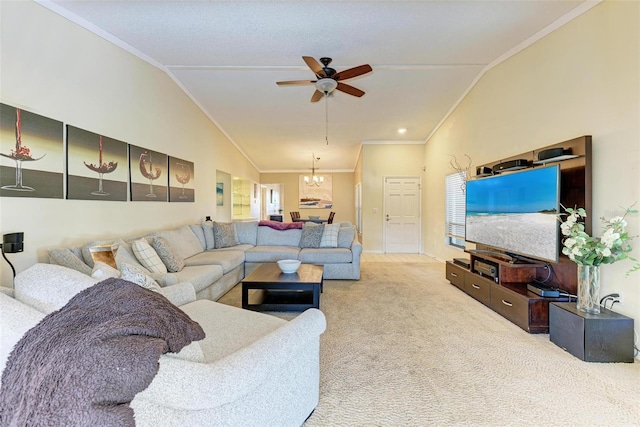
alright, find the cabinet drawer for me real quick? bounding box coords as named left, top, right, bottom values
left=464, top=274, right=491, bottom=305
left=445, top=262, right=465, bottom=290
left=490, top=284, right=529, bottom=331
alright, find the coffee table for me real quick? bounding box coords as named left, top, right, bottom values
left=242, top=263, right=323, bottom=312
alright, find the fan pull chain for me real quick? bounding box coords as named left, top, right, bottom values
left=325, top=94, right=329, bottom=145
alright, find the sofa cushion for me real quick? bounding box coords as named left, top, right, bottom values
left=256, top=227, right=302, bottom=246
left=165, top=341, right=205, bottom=363
left=114, top=240, right=151, bottom=273
left=132, top=238, right=167, bottom=273
left=152, top=226, right=203, bottom=259
left=0, top=292, right=46, bottom=377
left=338, top=224, right=356, bottom=248
left=244, top=246, right=301, bottom=263
left=201, top=220, right=215, bottom=250
left=213, top=222, right=239, bottom=248
left=91, top=261, right=121, bottom=280
left=299, top=223, right=324, bottom=248
left=120, top=263, right=163, bottom=292
left=298, top=248, right=353, bottom=264
left=162, top=265, right=224, bottom=293
left=151, top=237, right=185, bottom=273
left=179, top=300, right=286, bottom=362
left=319, top=223, right=340, bottom=248
left=185, top=250, right=245, bottom=274
left=48, top=247, right=92, bottom=276
left=234, top=221, right=258, bottom=245
left=14, top=264, right=99, bottom=314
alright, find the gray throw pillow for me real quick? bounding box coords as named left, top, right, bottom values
left=213, top=222, right=239, bottom=248
left=201, top=220, right=215, bottom=250
left=299, top=223, right=324, bottom=248
left=151, top=237, right=185, bottom=272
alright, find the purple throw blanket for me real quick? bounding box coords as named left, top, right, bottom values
left=0, top=278, right=205, bottom=427
left=258, top=220, right=303, bottom=230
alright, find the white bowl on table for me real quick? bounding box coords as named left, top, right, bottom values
left=309, top=216, right=320, bottom=220
left=277, top=259, right=301, bottom=274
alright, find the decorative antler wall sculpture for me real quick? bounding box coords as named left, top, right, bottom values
left=449, top=154, right=472, bottom=193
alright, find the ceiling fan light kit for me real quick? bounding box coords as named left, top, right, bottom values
left=315, top=78, right=338, bottom=94
left=276, top=56, right=372, bottom=102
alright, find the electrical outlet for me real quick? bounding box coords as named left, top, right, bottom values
left=373, top=208, right=378, bottom=214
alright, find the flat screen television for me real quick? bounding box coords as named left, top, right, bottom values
left=465, top=165, right=560, bottom=263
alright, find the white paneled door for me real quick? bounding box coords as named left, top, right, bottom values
left=384, top=177, right=421, bottom=253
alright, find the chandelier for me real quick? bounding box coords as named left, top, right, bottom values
left=304, top=153, right=324, bottom=187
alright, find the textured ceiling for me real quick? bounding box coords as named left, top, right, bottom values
left=43, top=0, right=591, bottom=173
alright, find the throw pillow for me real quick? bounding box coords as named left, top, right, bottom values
left=320, top=223, right=340, bottom=248
left=189, top=225, right=207, bottom=251
left=201, top=220, right=215, bottom=250
left=120, top=263, right=162, bottom=292
left=48, top=248, right=93, bottom=276
left=91, top=261, right=121, bottom=281
left=151, top=237, right=185, bottom=273
left=299, top=223, right=324, bottom=248
left=213, top=222, right=239, bottom=249
left=132, top=238, right=167, bottom=273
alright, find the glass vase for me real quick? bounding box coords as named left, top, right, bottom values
left=576, top=264, right=600, bottom=314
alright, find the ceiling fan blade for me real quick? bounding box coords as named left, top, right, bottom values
left=310, top=90, right=324, bottom=103
left=336, top=82, right=365, bottom=97
left=276, top=80, right=316, bottom=86
left=303, top=56, right=326, bottom=78
left=333, top=64, right=372, bottom=81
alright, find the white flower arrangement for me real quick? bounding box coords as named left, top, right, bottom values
left=558, top=205, right=640, bottom=275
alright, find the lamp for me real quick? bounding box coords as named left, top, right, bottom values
left=304, top=154, right=324, bottom=187
left=1, top=232, right=24, bottom=278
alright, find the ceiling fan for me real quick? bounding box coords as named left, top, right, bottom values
left=276, top=56, right=373, bottom=102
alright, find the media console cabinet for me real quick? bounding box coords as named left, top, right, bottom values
left=446, top=254, right=569, bottom=333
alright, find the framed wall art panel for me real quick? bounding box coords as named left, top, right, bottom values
left=168, top=156, right=194, bottom=202
left=129, top=145, right=168, bottom=202
left=66, top=125, right=128, bottom=201
left=0, top=103, right=63, bottom=198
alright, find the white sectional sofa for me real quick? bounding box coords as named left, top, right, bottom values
left=1, top=263, right=326, bottom=426
left=47, top=220, right=362, bottom=301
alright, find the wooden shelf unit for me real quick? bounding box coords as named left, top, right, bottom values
left=446, top=136, right=593, bottom=332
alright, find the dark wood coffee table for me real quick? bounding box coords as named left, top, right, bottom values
left=242, top=263, right=323, bottom=312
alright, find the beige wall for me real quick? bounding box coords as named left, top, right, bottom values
left=0, top=1, right=258, bottom=284
left=260, top=172, right=354, bottom=224
left=423, top=0, right=640, bottom=320
left=360, top=144, right=425, bottom=252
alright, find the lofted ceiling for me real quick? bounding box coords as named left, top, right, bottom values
left=42, top=0, right=593, bottom=173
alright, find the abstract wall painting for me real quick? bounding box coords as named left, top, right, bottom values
left=0, top=103, right=63, bottom=198
left=66, top=125, right=128, bottom=201
left=216, top=182, right=224, bottom=206
left=129, top=145, right=168, bottom=202
left=298, top=174, right=333, bottom=209
left=168, top=156, right=194, bottom=202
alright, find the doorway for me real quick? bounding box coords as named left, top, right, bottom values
left=383, top=177, right=421, bottom=253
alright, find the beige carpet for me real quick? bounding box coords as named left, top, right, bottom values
left=218, top=262, right=640, bottom=426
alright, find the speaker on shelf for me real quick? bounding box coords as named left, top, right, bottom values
left=476, top=166, right=492, bottom=176
left=538, top=148, right=567, bottom=162
left=493, top=159, right=530, bottom=173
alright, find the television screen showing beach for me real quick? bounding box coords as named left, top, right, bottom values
left=465, top=165, right=560, bottom=262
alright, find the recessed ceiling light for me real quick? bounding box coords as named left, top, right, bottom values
left=398, top=128, right=407, bottom=134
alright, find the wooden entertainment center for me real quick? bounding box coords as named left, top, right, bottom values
left=446, top=136, right=592, bottom=333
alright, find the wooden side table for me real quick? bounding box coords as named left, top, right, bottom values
left=549, top=302, right=634, bottom=363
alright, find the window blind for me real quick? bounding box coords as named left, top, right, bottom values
left=445, top=172, right=466, bottom=248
